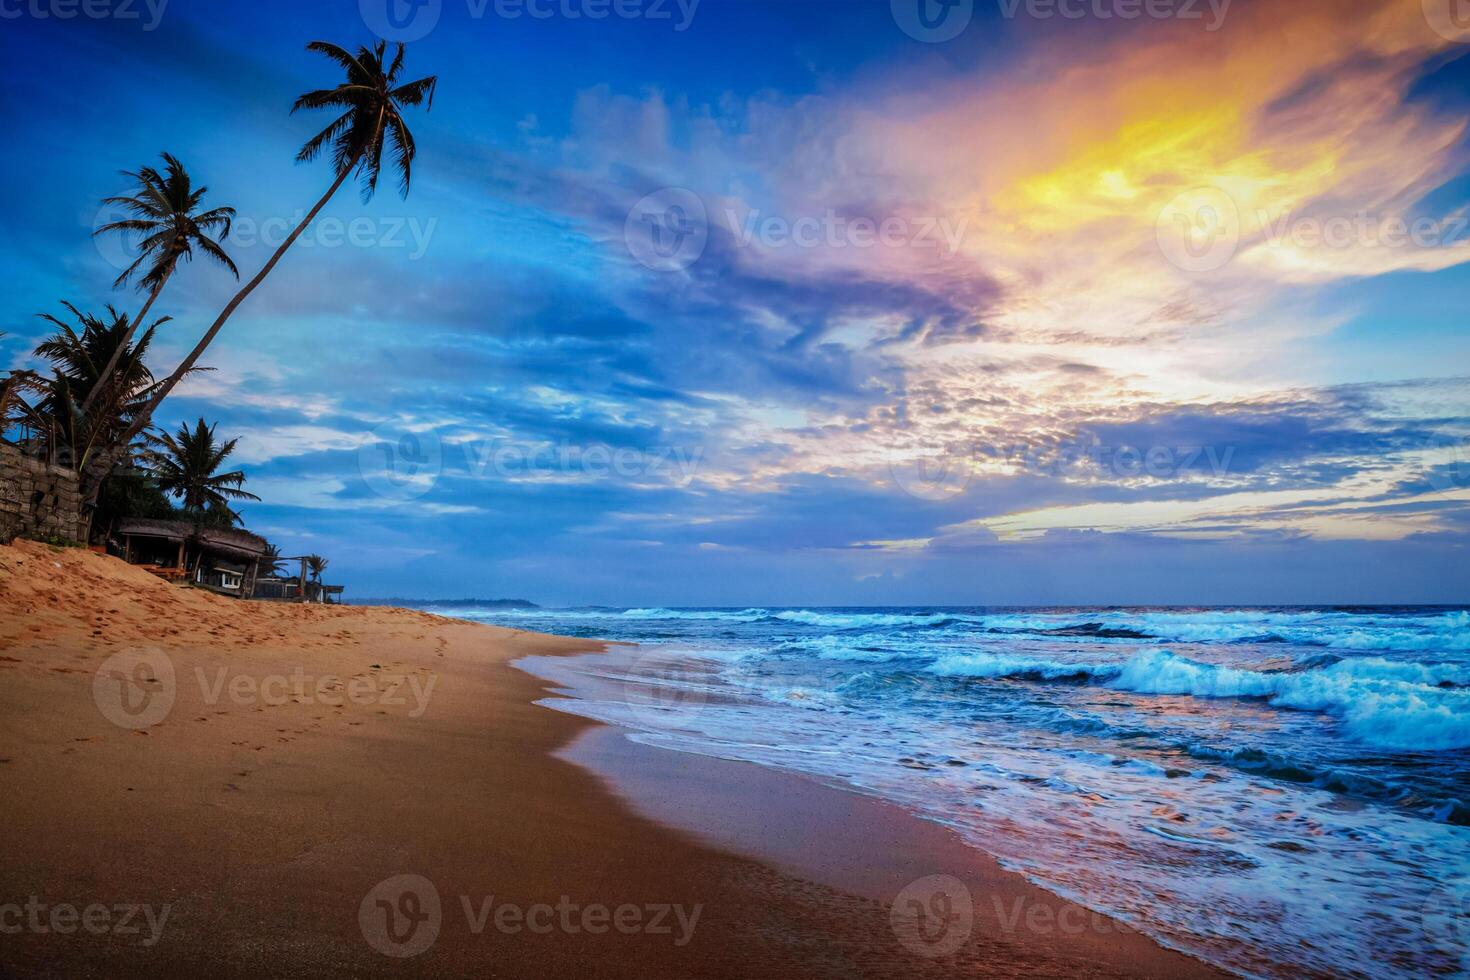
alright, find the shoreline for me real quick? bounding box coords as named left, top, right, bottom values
left=523, top=647, right=1231, bottom=979
left=1, top=540, right=1225, bottom=977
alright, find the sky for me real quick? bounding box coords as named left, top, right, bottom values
left=1, top=0, right=1468, bottom=604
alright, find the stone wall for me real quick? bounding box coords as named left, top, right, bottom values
left=0, top=443, right=86, bottom=544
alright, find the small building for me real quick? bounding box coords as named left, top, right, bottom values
left=113, top=518, right=270, bottom=597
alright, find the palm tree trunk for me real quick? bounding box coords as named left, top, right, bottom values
left=80, top=278, right=165, bottom=416
left=114, top=163, right=356, bottom=454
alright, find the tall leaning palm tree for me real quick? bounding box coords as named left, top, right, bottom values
left=115, top=41, right=436, bottom=454
left=88, top=153, right=237, bottom=414
left=145, top=417, right=260, bottom=520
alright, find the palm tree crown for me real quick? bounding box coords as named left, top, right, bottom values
left=305, top=554, right=329, bottom=583
left=96, top=152, right=238, bottom=292
left=145, top=417, right=260, bottom=520
left=86, top=154, right=237, bottom=417
left=33, top=303, right=163, bottom=408
left=292, top=40, right=438, bottom=200
left=14, top=304, right=166, bottom=470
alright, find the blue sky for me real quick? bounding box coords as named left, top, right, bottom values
left=2, top=0, right=1468, bottom=604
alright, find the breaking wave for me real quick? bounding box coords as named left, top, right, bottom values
left=929, top=649, right=1470, bottom=750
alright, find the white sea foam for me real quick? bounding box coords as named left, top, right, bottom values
left=770, top=609, right=956, bottom=628
left=929, top=649, right=1470, bottom=750
left=620, top=607, right=768, bottom=621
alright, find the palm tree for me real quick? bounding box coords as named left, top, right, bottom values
left=0, top=331, right=24, bottom=439
left=262, top=542, right=288, bottom=577
left=305, top=554, right=329, bottom=583
left=116, top=40, right=436, bottom=452
left=88, top=153, right=237, bottom=414
left=23, top=304, right=166, bottom=471
left=34, top=303, right=166, bottom=408
left=144, top=418, right=260, bottom=522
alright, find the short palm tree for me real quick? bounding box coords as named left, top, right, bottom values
left=262, top=542, right=288, bottom=577
left=145, top=418, right=260, bottom=521
left=305, top=554, right=329, bottom=583
left=89, top=153, right=237, bottom=413
left=33, top=303, right=166, bottom=408
left=23, top=304, right=166, bottom=471
left=117, top=40, right=436, bottom=451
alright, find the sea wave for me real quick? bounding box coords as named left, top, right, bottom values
left=982, top=609, right=1470, bottom=650
left=769, top=609, right=957, bottom=629
left=928, top=650, right=1470, bottom=750
left=620, top=607, right=769, bottom=621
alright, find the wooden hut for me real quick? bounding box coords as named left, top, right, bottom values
left=113, top=518, right=270, bottom=597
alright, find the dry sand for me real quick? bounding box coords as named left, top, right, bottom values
left=0, top=540, right=1228, bottom=978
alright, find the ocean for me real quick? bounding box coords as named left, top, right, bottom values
left=425, top=604, right=1470, bottom=978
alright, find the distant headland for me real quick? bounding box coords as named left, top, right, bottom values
left=353, top=597, right=540, bottom=610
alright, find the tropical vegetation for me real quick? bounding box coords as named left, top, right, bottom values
left=143, top=418, right=260, bottom=526
left=305, top=554, right=329, bottom=583
left=0, top=37, right=437, bottom=586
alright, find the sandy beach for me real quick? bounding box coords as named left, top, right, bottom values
left=0, top=540, right=1227, bottom=978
